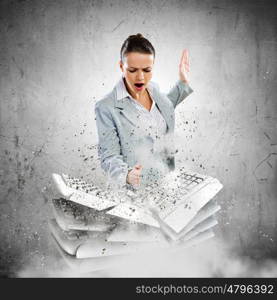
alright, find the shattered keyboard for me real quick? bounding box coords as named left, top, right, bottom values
left=102, top=167, right=223, bottom=232
left=61, top=174, right=123, bottom=210
left=56, top=168, right=223, bottom=233
left=144, top=169, right=210, bottom=218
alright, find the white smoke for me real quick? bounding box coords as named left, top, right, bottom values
left=17, top=236, right=277, bottom=278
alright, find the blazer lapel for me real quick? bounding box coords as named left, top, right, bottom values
left=149, top=84, right=174, bottom=133
left=114, top=98, right=142, bottom=128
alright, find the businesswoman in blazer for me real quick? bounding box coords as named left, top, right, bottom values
left=95, top=33, right=193, bottom=190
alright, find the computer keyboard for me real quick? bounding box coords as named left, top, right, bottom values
left=129, top=168, right=211, bottom=215
left=54, top=173, right=122, bottom=210
left=105, top=168, right=223, bottom=232
left=62, top=174, right=111, bottom=198
left=52, top=168, right=223, bottom=233
left=52, top=198, right=117, bottom=232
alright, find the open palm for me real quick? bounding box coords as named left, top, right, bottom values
left=179, top=49, right=190, bottom=84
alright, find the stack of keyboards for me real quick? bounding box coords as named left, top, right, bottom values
left=50, top=168, right=223, bottom=273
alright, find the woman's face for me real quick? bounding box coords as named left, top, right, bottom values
left=120, top=52, right=154, bottom=95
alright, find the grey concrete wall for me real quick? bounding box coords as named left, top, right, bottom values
left=0, top=0, right=277, bottom=276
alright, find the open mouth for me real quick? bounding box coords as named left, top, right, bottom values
left=134, top=83, right=144, bottom=88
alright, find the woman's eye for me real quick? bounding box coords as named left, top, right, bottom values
left=128, top=69, right=151, bottom=73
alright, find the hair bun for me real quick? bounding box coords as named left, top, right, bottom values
left=135, top=33, right=144, bottom=38
left=128, top=33, right=144, bottom=39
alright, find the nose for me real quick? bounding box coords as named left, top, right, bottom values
left=136, top=70, right=144, bottom=81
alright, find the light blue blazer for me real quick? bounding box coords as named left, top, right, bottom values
left=95, top=78, right=193, bottom=188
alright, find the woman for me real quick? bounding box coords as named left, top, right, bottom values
left=95, top=33, right=193, bottom=191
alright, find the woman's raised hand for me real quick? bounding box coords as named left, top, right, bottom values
left=179, top=49, right=190, bottom=84
left=127, top=164, right=143, bottom=187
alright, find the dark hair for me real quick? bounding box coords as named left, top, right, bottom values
left=120, top=33, right=155, bottom=62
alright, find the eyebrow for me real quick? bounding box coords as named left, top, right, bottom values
left=128, top=67, right=152, bottom=70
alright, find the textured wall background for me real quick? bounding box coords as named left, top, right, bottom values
left=0, top=0, right=277, bottom=277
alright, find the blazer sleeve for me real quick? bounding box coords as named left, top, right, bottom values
left=166, top=80, right=193, bottom=108
left=94, top=101, right=129, bottom=189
